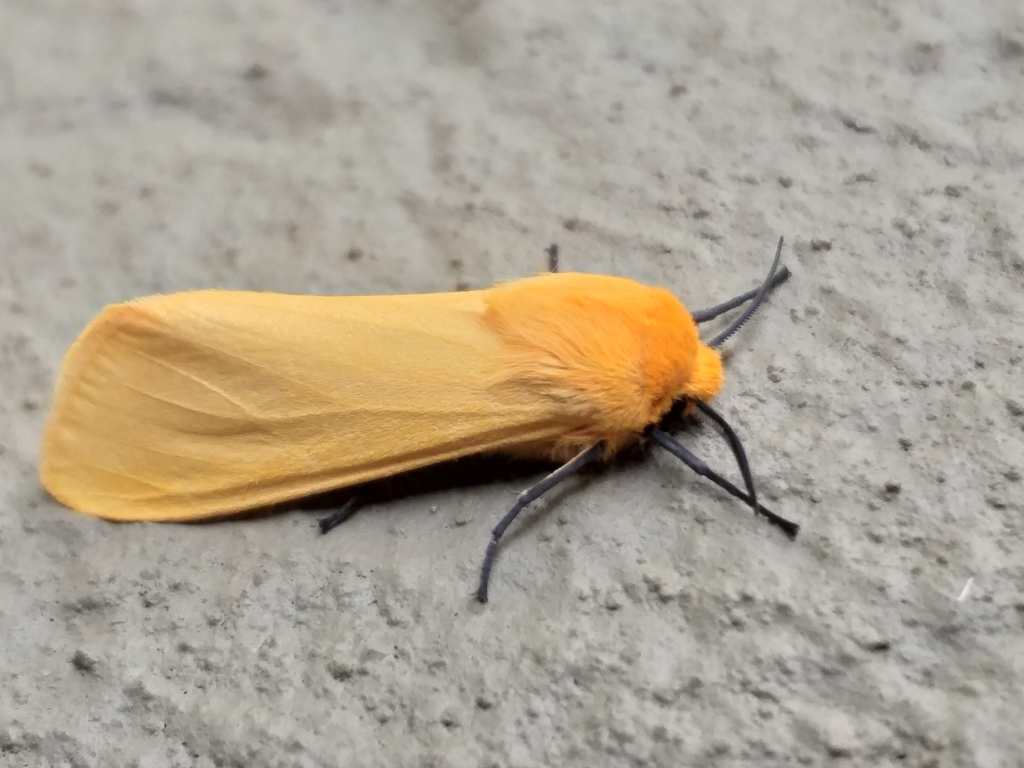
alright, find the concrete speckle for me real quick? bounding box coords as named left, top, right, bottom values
left=2, top=0, right=1024, bottom=766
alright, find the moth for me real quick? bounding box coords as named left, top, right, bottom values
left=40, top=238, right=798, bottom=602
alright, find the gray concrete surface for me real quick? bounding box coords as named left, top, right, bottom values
left=2, top=1, right=1023, bottom=766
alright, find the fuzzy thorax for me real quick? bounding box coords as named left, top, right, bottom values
left=483, top=272, right=724, bottom=459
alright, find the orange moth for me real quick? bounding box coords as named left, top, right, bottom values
left=39, top=238, right=798, bottom=601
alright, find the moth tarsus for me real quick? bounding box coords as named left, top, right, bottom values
left=318, top=496, right=361, bottom=534
left=546, top=243, right=559, bottom=273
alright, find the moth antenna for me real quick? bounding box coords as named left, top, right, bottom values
left=546, top=243, right=559, bottom=273
left=707, top=236, right=784, bottom=348
left=692, top=267, right=791, bottom=324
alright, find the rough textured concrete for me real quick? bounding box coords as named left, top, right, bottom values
left=2, top=1, right=1023, bottom=766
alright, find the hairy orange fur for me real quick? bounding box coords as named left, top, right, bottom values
left=39, top=273, right=722, bottom=521
left=485, top=273, right=721, bottom=458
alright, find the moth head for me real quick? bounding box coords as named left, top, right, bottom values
left=681, top=343, right=723, bottom=402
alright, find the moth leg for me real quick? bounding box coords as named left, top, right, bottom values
left=318, top=496, right=361, bottom=534
left=477, top=443, right=602, bottom=603
left=691, top=267, right=790, bottom=324
left=692, top=399, right=759, bottom=514
left=648, top=428, right=799, bottom=538
left=546, top=243, right=559, bottom=273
